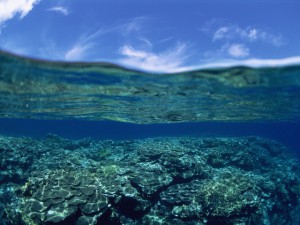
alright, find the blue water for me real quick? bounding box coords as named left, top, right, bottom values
left=0, top=50, right=299, bottom=157
left=1, top=119, right=299, bottom=159
left=1, top=50, right=300, bottom=225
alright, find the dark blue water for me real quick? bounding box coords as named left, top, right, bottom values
left=1, top=118, right=299, bottom=159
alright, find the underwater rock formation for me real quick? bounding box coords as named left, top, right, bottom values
left=0, top=135, right=300, bottom=224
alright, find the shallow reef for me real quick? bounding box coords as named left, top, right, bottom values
left=0, top=134, right=300, bottom=225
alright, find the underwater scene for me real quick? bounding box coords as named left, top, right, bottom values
left=0, top=50, right=300, bottom=225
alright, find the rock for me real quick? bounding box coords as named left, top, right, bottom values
left=0, top=135, right=299, bottom=225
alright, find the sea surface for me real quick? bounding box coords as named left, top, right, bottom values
left=0, top=50, right=300, bottom=224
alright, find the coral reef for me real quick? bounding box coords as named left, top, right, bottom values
left=0, top=135, right=300, bottom=224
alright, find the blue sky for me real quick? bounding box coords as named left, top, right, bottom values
left=0, top=0, right=300, bottom=72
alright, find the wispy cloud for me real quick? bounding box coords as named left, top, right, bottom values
left=48, top=6, right=69, bottom=16
left=64, top=17, right=149, bottom=60
left=64, top=17, right=150, bottom=61
left=0, top=0, right=40, bottom=24
left=213, top=26, right=231, bottom=41
left=118, top=17, right=146, bottom=36
left=159, top=37, right=175, bottom=44
left=118, top=43, right=192, bottom=72
left=64, top=29, right=106, bottom=61
left=212, top=26, right=285, bottom=46
left=204, top=19, right=286, bottom=47
left=138, top=37, right=153, bottom=47
left=65, top=44, right=92, bottom=60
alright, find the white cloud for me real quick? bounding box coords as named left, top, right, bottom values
left=204, top=43, right=250, bottom=60
left=212, top=25, right=286, bottom=46
left=0, top=0, right=40, bottom=24
left=64, top=17, right=148, bottom=61
left=213, top=27, right=231, bottom=41
left=247, top=28, right=258, bottom=41
left=48, top=6, right=69, bottom=16
left=118, top=53, right=300, bottom=73
left=64, top=29, right=106, bottom=61
left=239, top=27, right=285, bottom=46
left=64, top=44, right=91, bottom=60
left=138, top=37, right=152, bottom=47
left=196, top=56, right=300, bottom=70
left=203, top=20, right=286, bottom=60
left=227, top=44, right=249, bottom=58
left=119, top=17, right=146, bottom=35
left=206, top=21, right=285, bottom=46
left=118, top=43, right=191, bottom=73
left=121, top=45, right=148, bottom=58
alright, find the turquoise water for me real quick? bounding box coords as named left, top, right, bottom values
left=0, top=50, right=300, bottom=225
left=1, top=50, right=300, bottom=123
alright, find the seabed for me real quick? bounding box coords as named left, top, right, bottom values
left=0, top=134, right=300, bottom=225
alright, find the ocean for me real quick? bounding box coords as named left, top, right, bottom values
left=0, top=50, right=300, bottom=225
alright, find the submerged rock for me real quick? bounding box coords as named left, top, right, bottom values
left=0, top=135, right=299, bottom=224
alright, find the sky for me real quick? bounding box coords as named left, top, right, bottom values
left=0, top=0, right=300, bottom=72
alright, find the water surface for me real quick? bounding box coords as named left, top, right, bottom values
left=1, top=50, right=300, bottom=123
